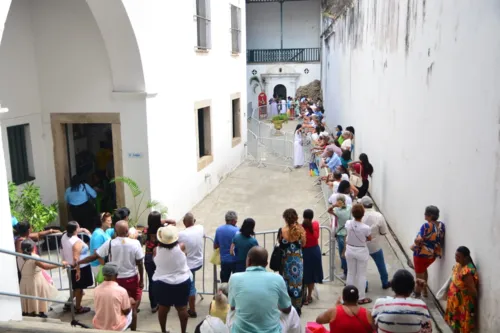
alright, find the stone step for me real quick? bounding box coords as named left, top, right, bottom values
left=21, top=316, right=65, bottom=325
left=0, top=320, right=153, bottom=333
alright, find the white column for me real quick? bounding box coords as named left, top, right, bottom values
left=0, top=105, right=22, bottom=321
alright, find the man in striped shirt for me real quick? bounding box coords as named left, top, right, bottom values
left=372, top=269, right=432, bottom=332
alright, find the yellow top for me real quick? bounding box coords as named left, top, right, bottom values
left=209, top=300, right=230, bottom=323
left=96, top=148, right=112, bottom=170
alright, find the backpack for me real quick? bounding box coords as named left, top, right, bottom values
left=270, top=228, right=284, bottom=272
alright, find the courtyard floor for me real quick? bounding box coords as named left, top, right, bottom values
left=45, top=120, right=445, bottom=332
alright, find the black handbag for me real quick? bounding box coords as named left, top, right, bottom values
left=270, top=228, right=284, bottom=272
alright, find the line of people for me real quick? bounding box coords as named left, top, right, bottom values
left=305, top=120, right=478, bottom=332
left=12, top=193, right=478, bottom=332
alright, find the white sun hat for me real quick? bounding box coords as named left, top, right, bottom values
left=156, top=225, right=179, bottom=245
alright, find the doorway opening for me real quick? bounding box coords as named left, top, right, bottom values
left=65, top=123, right=117, bottom=214
left=273, top=84, right=287, bottom=99
left=51, top=113, right=124, bottom=227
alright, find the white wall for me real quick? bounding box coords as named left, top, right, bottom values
left=323, top=0, right=500, bottom=330
left=246, top=0, right=320, bottom=49
left=247, top=63, right=320, bottom=111
left=0, top=0, right=150, bottom=217
left=142, top=0, right=248, bottom=220
left=0, top=112, right=22, bottom=322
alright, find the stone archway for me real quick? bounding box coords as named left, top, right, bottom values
left=273, top=84, right=287, bottom=99
left=0, top=0, right=146, bottom=92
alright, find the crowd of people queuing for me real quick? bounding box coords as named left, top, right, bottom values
left=9, top=108, right=478, bottom=333
left=11, top=203, right=479, bottom=333
left=267, top=95, right=323, bottom=121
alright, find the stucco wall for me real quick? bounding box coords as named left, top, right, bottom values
left=141, top=0, right=247, bottom=220
left=0, top=0, right=150, bottom=218
left=246, top=0, right=321, bottom=49
left=323, top=0, right=500, bottom=330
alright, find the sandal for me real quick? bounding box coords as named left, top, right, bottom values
left=358, top=298, right=372, bottom=305
left=75, top=306, right=91, bottom=314
left=303, top=299, right=309, bottom=306
left=187, top=309, right=197, bottom=318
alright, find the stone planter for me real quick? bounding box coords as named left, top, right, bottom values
left=273, top=120, right=284, bottom=131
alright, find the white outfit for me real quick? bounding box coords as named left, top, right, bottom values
left=341, top=138, right=352, bottom=150
left=61, top=234, right=90, bottom=268
left=280, top=100, right=286, bottom=114
left=281, top=306, right=301, bottom=333
left=293, top=131, right=304, bottom=167
left=153, top=245, right=192, bottom=284
left=96, top=237, right=144, bottom=279
left=311, top=133, right=319, bottom=141
left=269, top=102, right=278, bottom=118
left=178, top=224, right=205, bottom=269
left=122, top=311, right=133, bottom=332
left=341, top=173, right=349, bottom=182
left=362, top=208, right=388, bottom=254
left=345, top=220, right=371, bottom=300
left=332, top=181, right=340, bottom=193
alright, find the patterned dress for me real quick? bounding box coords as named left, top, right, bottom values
left=279, top=237, right=303, bottom=312
left=445, top=263, right=478, bottom=333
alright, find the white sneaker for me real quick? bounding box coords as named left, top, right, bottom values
left=340, top=274, right=347, bottom=281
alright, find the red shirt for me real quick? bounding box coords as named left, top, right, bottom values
left=352, top=162, right=368, bottom=180
left=303, top=221, right=320, bottom=248
left=330, top=305, right=370, bottom=333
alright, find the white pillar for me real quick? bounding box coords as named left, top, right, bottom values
left=0, top=105, right=23, bottom=321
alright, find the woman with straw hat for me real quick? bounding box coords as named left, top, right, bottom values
left=153, top=225, right=192, bottom=333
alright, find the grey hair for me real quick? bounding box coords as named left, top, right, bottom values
left=343, top=131, right=352, bottom=138
left=218, top=283, right=229, bottom=297
left=225, top=211, right=238, bottom=222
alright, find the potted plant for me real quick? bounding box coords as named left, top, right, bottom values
left=271, top=114, right=288, bottom=131
left=110, top=176, right=168, bottom=229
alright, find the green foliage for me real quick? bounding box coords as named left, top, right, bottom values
left=272, top=114, right=289, bottom=122
left=250, top=76, right=264, bottom=94
left=9, top=182, right=59, bottom=232
left=110, top=176, right=167, bottom=226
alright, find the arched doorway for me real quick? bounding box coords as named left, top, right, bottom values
left=273, top=84, right=287, bottom=99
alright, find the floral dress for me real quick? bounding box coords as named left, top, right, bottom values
left=445, top=263, right=478, bottom=333
left=279, top=237, right=304, bottom=312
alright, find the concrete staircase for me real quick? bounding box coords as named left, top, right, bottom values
left=0, top=317, right=152, bottom=333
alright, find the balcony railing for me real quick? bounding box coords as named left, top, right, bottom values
left=247, top=48, right=320, bottom=63
left=246, top=0, right=309, bottom=2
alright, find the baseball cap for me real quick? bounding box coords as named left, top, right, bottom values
left=360, top=196, right=373, bottom=207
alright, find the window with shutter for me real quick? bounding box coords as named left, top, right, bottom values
left=230, top=5, right=241, bottom=54
left=195, top=0, right=211, bottom=49
left=7, top=124, right=35, bottom=185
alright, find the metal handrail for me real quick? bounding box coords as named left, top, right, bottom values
left=254, top=226, right=335, bottom=282
left=0, top=248, right=88, bottom=328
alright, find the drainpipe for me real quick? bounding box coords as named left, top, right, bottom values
left=280, top=0, right=284, bottom=49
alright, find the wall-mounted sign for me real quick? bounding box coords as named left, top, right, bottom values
left=128, top=153, right=143, bottom=158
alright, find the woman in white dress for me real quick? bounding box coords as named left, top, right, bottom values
left=294, top=124, right=305, bottom=168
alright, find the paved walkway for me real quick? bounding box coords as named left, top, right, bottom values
left=46, top=120, right=444, bottom=332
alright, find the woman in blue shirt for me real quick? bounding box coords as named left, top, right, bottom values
left=230, top=218, right=259, bottom=273
left=65, top=175, right=97, bottom=231
left=89, top=212, right=112, bottom=282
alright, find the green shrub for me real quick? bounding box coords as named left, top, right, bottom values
left=9, top=182, right=58, bottom=232
left=272, top=114, right=289, bottom=122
